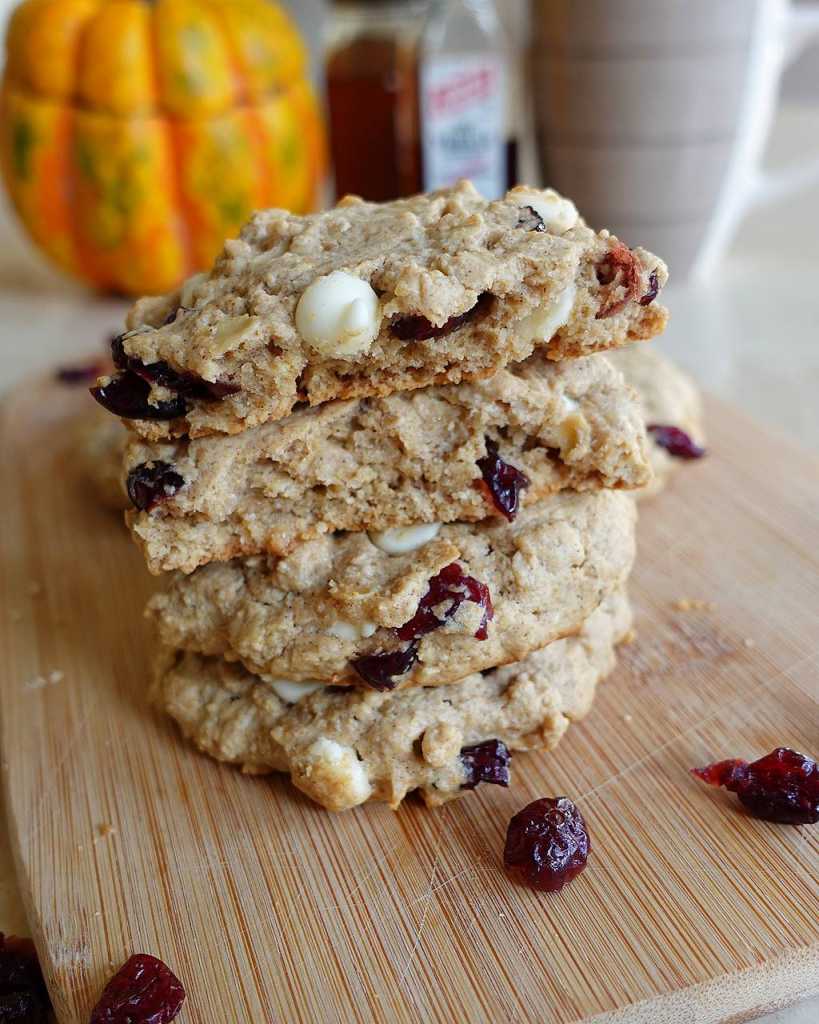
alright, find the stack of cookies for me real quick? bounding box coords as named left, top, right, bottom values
left=93, top=182, right=669, bottom=811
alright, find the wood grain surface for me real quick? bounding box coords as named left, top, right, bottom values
left=1, top=378, right=817, bottom=1024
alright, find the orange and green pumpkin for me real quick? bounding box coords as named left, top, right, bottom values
left=0, top=0, right=326, bottom=295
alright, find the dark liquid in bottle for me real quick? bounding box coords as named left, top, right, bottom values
left=506, top=139, right=519, bottom=189
left=326, top=36, right=421, bottom=201
left=327, top=37, right=519, bottom=201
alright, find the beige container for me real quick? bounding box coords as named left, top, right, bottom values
left=531, top=0, right=819, bottom=279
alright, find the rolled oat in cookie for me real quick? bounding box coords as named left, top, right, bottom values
left=93, top=181, right=668, bottom=440
left=125, top=351, right=651, bottom=574
left=608, top=346, right=705, bottom=499
left=145, top=490, right=636, bottom=690
left=153, top=589, right=632, bottom=811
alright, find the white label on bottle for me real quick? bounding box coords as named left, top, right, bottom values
left=420, top=55, right=505, bottom=199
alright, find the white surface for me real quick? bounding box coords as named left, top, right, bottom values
left=0, top=105, right=817, bottom=1024
left=658, top=105, right=819, bottom=455
left=690, top=0, right=819, bottom=281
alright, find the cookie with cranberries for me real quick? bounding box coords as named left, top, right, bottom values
left=152, top=590, right=632, bottom=811
left=124, top=351, right=650, bottom=574
left=147, top=490, right=636, bottom=691
left=106, top=181, right=667, bottom=441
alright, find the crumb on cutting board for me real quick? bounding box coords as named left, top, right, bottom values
left=23, top=670, right=64, bottom=691
left=94, top=823, right=117, bottom=843
left=672, top=597, right=717, bottom=612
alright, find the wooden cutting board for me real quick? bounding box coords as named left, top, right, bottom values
left=1, top=377, right=817, bottom=1024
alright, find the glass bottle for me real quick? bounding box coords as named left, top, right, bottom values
left=419, top=0, right=515, bottom=198
left=325, top=1, right=430, bottom=201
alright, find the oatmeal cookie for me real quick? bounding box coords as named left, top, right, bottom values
left=146, top=490, right=636, bottom=690
left=72, top=405, right=128, bottom=510
left=125, top=351, right=650, bottom=574
left=609, top=346, right=705, bottom=498
left=93, top=181, right=667, bottom=440
left=153, top=588, right=632, bottom=811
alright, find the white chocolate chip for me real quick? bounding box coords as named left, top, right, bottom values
left=327, top=620, right=378, bottom=641
left=517, top=282, right=576, bottom=344
left=510, top=187, right=579, bottom=233
left=294, top=738, right=372, bottom=809
left=309, top=738, right=347, bottom=765
left=557, top=410, right=589, bottom=455
left=269, top=679, right=324, bottom=704
left=180, top=271, right=208, bottom=308
left=328, top=621, right=357, bottom=641
left=295, top=271, right=381, bottom=357
left=553, top=395, right=582, bottom=452
left=368, top=522, right=442, bottom=555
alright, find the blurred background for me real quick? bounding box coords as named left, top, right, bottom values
left=0, top=1, right=816, bottom=452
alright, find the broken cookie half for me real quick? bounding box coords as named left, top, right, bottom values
left=124, top=351, right=651, bottom=574
left=92, top=181, right=667, bottom=440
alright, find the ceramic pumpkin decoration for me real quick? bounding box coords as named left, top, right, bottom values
left=0, top=0, right=326, bottom=296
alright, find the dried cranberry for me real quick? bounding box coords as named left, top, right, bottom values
left=647, top=424, right=705, bottom=460
left=111, top=336, right=180, bottom=390
left=639, top=268, right=660, bottom=306
left=110, top=334, right=129, bottom=372
left=391, top=292, right=493, bottom=342
left=0, top=991, right=42, bottom=1021
left=504, top=797, right=590, bottom=893
left=136, top=362, right=180, bottom=391
left=91, top=374, right=188, bottom=421
left=396, top=562, right=493, bottom=643
left=461, top=739, right=511, bottom=789
left=90, top=954, right=185, bottom=1024
left=56, top=360, right=107, bottom=385
left=192, top=378, right=241, bottom=400
left=351, top=643, right=419, bottom=691
left=127, top=462, right=185, bottom=512
left=692, top=747, right=819, bottom=824
left=352, top=563, right=493, bottom=690
left=0, top=934, right=50, bottom=1023
left=516, top=206, right=545, bottom=232
left=595, top=242, right=642, bottom=319
left=476, top=437, right=530, bottom=521
left=107, top=334, right=239, bottom=413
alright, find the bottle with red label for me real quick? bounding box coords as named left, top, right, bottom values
left=419, top=0, right=515, bottom=199
left=325, top=0, right=515, bottom=202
